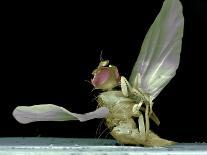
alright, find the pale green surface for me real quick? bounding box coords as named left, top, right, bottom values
left=0, top=138, right=207, bottom=155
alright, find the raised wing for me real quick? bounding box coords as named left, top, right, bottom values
left=129, top=0, right=184, bottom=99
left=13, top=104, right=109, bottom=124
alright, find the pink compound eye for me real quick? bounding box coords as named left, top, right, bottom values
left=91, top=68, right=110, bottom=87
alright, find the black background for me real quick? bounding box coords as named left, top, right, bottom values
left=1, top=0, right=207, bottom=143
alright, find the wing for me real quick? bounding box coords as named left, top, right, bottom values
left=129, top=0, right=184, bottom=99
left=13, top=104, right=109, bottom=124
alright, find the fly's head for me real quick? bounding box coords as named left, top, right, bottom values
left=91, top=60, right=120, bottom=90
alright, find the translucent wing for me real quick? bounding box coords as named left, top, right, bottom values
left=13, top=104, right=109, bottom=124
left=129, top=0, right=184, bottom=99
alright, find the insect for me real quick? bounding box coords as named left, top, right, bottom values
left=91, top=0, right=184, bottom=146
left=12, top=0, right=184, bottom=147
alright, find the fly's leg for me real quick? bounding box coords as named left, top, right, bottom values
left=137, top=114, right=146, bottom=141
left=145, top=104, right=150, bottom=136
left=119, top=76, right=172, bottom=146
left=121, top=76, right=157, bottom=136
left=121, top=76, right=150, bottom=136
left=132, top=101, right=143, bottom=117
left=132, top=101, right=149, bottom=137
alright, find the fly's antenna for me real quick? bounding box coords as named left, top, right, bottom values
left=99, top=49, right=104, bottom=61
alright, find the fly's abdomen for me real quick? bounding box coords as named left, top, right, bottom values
left=97, top=90, right=175, bottom=146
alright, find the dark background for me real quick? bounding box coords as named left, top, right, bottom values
left=1, top=0, right=207, bottom=143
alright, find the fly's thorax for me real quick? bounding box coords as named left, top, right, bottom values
left=97, top=90, right=127, bottom=107
left=97, top=90, right=134, bottom=108
left=97, top=90, right=135, bottom=124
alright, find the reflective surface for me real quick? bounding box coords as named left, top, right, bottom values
left=0, top=138, right=207, bottom=155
